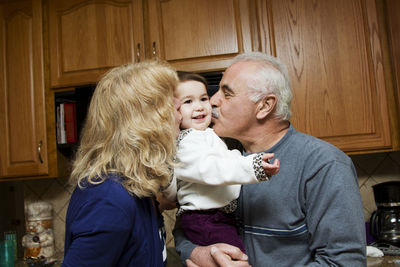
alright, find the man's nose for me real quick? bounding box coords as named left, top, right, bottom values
left=210, top=90, right=221, bottom=106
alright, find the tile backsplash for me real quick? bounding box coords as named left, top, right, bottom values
left=14, top=151, right=400, bottom=258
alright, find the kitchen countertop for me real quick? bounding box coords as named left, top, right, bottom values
left=367, top=256, right=400, bottom=266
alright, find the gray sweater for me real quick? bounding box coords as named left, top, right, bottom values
left=174, top=125, right=366, bottom=266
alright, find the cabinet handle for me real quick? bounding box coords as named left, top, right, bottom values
left=136, top=43, right=141, bottom=62
left=38, top=140, right=43, bottom=163
left=152, top=42, right=156, bottom=57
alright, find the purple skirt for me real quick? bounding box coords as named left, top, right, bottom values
left=180, top=210, right=245, bottom=252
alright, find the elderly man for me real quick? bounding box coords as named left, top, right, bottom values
left=174, top=52, right=366, bottom=267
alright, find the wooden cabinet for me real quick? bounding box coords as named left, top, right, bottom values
left=0, top=0, right=48, bottom=178
left=48, top=0, right=258, bottom=86
left=146, top=0, right=257, bottom=72
left=1, top=0, right=397, bottom=181
left=256, top=0, right=398, bottom=153
left=385, top=0, right=400, bottom=121
left=48, top=0, right=145, bottom=88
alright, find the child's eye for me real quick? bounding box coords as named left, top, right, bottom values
left=201, top=97, right=209, bottom=101
left=184, top=99, right=192, bottom=104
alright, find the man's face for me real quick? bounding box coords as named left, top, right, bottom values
left=210, top=61, right=258, bottom=140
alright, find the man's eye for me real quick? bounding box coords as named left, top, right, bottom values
left=223, top=91, right=232, bottom=97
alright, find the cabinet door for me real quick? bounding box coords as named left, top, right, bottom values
left=147, top=0, right=256, bottom=72
left=257, top=0, right=392, bottom=152
left=48, top=0, right=144, bottom=88
left=386, top=0, right=400, bottom=121
left=0, top=0, right=48, bottom=177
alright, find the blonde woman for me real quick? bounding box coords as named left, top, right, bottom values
left=62, top=61, right=178, bottom=267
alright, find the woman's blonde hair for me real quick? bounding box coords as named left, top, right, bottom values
left=70, top=60, right=178, bottom=198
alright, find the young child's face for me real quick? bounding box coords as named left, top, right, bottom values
left=175, top=80, right=212, bottom=130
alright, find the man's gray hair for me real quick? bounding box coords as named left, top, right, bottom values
left=232, top=52, right=292, bottom=121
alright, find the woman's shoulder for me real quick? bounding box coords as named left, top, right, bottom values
left=66, top=175, right=146, bottom=233
left=72, top=174, right=140, bottom=214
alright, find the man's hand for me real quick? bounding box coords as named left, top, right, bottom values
left=186, top=243, right=251, bottom=267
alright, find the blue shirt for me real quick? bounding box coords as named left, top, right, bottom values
left=63, top=174, right=166, bottom=267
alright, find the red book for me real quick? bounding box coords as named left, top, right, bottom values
left=63, top=103, right=78, bottom=143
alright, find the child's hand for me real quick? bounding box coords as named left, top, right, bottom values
left=156, top=192, right=177, bottom=213
left=261, top=153, right=280, bottom=177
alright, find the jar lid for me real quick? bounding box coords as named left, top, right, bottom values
left=25, top=201, right=53, bottom=221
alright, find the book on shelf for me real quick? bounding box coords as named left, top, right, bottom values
left=64, top=103, right=78, bottom=143
left=57, top=102, right=77, bottom=144
left=56, top=105, right=62, bottom=144
left=59, top=103, right=66, bottom=144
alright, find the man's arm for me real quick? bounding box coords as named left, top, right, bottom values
left=174, top=218, right=249, bottom=267
left=305, top=160, right=366, bottom=265
left=174, top=217, right=198, bottom=265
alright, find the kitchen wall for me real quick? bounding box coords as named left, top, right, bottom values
left=5, top=150, right=400, bottom=261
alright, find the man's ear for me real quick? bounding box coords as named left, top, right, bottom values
left=256, top=94, right=276, bottom=119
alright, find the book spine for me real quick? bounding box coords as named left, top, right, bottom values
left=64, top=103, right=77, bottom=143
left=56, top=106, right=61, bottom=144
left=60, top=103, right=67, bottom=144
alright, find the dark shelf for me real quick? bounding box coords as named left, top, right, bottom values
left=54, top=85, right=96, bottom=157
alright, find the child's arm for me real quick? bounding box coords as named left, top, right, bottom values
left=176, top=129, right=278, bottom=185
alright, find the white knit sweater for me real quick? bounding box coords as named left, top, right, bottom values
left=164, top=128, right=261, bottom=211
